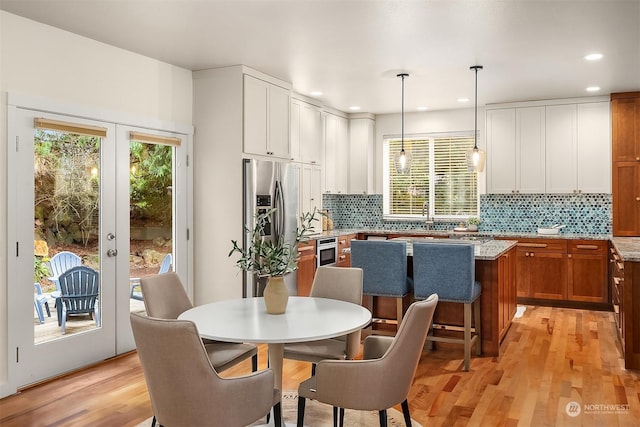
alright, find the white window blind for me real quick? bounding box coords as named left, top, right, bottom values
left=385, top=135, right=478, bottom=218
left=433, top=136, right=477, bottom=216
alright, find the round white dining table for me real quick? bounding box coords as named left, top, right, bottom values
left=178, top=296, right=372, bottom=392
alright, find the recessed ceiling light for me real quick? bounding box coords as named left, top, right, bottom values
left=417, top=106, right=428, bottom=111
left=457, top=98, right=470, bottom=103
left=586, top=86, right=601, bottom=92
left=349, top=106, right=361, bottom=111
left=585, top=53, right=604, bottom=61
left=310, top=91, right=323, bottom=96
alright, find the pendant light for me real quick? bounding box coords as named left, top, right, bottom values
left=466, top=65, right=486, bottom=172
left=394, top=73, right=412, bottom=174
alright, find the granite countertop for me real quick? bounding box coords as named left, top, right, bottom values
left=388, top=236, right=517, bottom=261
left=611, top=237, right=640, bottom=262
left=313, top=228, right=612, bottom=241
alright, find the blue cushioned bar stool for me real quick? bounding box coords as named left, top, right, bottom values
left=412, top=242, right=481, bottom=371
left=351, top=239, right=412, bottom=335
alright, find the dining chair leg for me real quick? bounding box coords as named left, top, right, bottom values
left=311, top=363, right=316, bottom=376
left=251, top=354, right=258, bottom=372
left=378, top=409, right=388, bottom=427
left=333, top=406, right=338, bottom=427
left=464, top=302, right=472, bottom=371
left=339, top=407, right=345, bottom=427
left=297, top=396, right=306, bottom=427
left=273, top=402, right=282, bottom=427
left=150, top=415, right=156, bottom=427
left=401, top=399, right=412, bottom=427
left=474, top=298, right=482, bottom=356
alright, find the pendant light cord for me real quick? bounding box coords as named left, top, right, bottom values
left=471, top=65, right=483, bottom=150
left=398, top=73, right=408, bottom=152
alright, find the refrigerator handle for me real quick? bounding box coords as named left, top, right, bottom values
left=274, top=180, right=285, bottom=242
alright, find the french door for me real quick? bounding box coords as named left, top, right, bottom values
left=7, top=107, right=190, bottom=388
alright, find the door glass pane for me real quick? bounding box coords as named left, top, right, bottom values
left=33, top=129, right=101, bottom=343
left=128, top=140, right=173, bottom=314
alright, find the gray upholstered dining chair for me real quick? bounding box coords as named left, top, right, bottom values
left=297, top=294, right=438, bottom=427
left=283, top=266, right=364, bottom=373
left=350, top=239, right=412, bottom=334
left=412, top=242, right=481, bottom=371
left=140, top=272, right=258, bottom=372
left=130, top=313, right=281, bottom=427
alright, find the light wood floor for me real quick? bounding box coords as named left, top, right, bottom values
left=1, top=305, right=639, bottom=426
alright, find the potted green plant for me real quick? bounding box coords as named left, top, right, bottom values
left=467, top=216, right=481, bottom=232
left=229, top=208, right=318, bottom=314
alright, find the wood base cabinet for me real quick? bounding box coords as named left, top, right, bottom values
left=516, top=239, right=568, bottom=300
left=567, top=240, right=608, bottom=302
left=515, top=238, right=608, bottom=305
left=296, top=240, right=316, bottom=296
left=337, top=233, right=356, bottom=267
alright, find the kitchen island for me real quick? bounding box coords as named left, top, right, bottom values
left=370, top=237, right=518, bottom=357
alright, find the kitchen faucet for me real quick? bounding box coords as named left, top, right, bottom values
left=422, top=201, right=434, bottom=230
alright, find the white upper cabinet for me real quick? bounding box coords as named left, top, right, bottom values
left=291, top=98, right=322, bottom=164
left=300, top=163, right=322, bottom=219
left=576, top=102, right=611, bottom=193
left=323, top=112, right=348, bottom=194
left=546, top=101, right=611, bottom=193
left=487, top=107, right=545, bottom=193
left=488, top=97, right=610, bottom=195
left=349, top=115, right=375, bottom=194
left=243, top=74, right=290, bottom=159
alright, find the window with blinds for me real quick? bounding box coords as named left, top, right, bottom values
left=384, top=135, right=478, bottom=219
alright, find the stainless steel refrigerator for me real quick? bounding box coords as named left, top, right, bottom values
left=242, top=158, right=299, bottom=298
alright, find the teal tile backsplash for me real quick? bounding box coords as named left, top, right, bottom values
left=322, top=193, right=612, bottom=234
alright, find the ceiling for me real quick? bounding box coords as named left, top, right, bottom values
left=2, top=0, right=639, bottom=114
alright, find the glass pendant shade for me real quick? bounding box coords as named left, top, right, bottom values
left=466, top=146, right=486, bottom=172
left=394, top=148, right=412, bottom=175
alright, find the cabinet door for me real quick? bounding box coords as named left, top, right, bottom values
left=336, top=116, right=349, bottom=194
left=268, top=84, right=291, bottom=158
left=323, top=113, right=338, bottom=193
left=301, top=103, right=322, bottom=165
left=546, top=104, right=577, bottom=193
left=487, top=108, right=517, bottom=193
left=568, top=245, right=607, bottom=303
left=310, top=165, right=322, bottom=213
left=577, top=102, right=611, bottom=193
left=244, top=75, right=269, bottom=156
left=515, top=250, right=531, bottom=297
left=529, top=252, right=567, bottom=300
left=612, top=162, right=640, bottom=236
left=517, top=107, right=546, bottom=193
left=290, top=99, right=302, bottom=161
left=349, top=117, right=375, bottom=194
left=301, top=163, right=322, bottom=225
left=612, top=95, right=640, bottom=162
left=296, top=240, right=316, bottom=296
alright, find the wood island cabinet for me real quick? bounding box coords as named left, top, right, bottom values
left=610, top=242, right=640, bottom=370
left=612, top=92, right=640, bottom=236
left=296, top=240, right=316, bottom=297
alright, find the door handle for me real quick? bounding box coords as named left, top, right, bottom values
left=107, top=249, right=118, bottom=257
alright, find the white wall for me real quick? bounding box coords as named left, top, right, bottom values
left=0, top=11, right=193, bottom=397
left=373, top=107, right=486, bottom=194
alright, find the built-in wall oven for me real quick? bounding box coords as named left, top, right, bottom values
left=316, top=237, right=337, bottom=267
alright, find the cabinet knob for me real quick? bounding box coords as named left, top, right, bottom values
left=636, top=156, right=640, bottom=161
left=568, top=254, right=572, bottom=258
left=636, top=197, right=640, bottom=201
left=530, top=253, right=535, bottom=257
